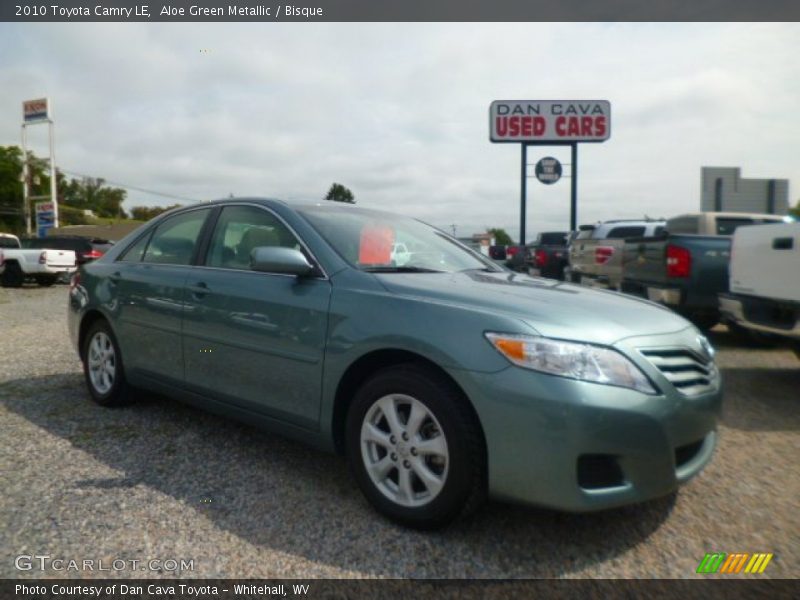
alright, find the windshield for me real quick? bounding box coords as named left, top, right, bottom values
left=299, top=206, right=500, bottom=273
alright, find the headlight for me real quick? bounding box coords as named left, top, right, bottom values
left=485, top=332, right=657, bottom=394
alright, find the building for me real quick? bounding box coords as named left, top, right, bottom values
left=701, top=167, right=789, bottom=215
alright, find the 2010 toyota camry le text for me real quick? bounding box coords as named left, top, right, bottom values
left=68, top=198, right=722, bottom=529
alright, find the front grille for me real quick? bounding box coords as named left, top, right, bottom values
left=639, top=348, right=717, bottom=396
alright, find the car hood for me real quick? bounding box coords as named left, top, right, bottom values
left=374, top=269, right=693, bottom=345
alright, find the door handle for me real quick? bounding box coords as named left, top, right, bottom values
left=188, top=282, right=210, bottom=298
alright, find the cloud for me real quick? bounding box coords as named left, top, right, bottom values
left=0, top=22, right=797, bottom=241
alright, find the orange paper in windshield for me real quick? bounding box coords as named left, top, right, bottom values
left=359, top=225, right=395, bottom=265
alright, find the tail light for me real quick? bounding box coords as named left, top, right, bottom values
left=666, top=244, right=691, bottom=278
left=595, top=246, right=615, bottom=265
left=506, top=246, right=520, bottom=257
left=39, top=250, right=47, bottom=264
left=535, top=249, right=548, bottom=267
left=81, top=249, right=104, bottom=260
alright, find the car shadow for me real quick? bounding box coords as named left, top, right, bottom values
left=718, top=366, right=800, bottom=433
left=2, top=373, right=677, bottom=578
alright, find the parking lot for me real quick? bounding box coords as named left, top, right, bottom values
left=1, top=285, right=798, bottom=579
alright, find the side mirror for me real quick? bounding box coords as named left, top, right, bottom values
left=250, top=247, right=315, bottom=277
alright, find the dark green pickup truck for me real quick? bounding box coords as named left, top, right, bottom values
left=620, top=212, right=786, bottom=329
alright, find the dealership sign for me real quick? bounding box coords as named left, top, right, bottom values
left=490, top=100, right=611, bottom=143
left=23, top=98, right=50, bottom=123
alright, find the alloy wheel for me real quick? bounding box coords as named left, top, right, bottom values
left=360, top=393, right=449, bottom=508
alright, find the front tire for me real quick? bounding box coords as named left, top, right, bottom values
left=345, top=364, right=486, bottom=529
left=82, top=320, right=134, bottom=407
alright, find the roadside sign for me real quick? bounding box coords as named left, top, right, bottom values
left=23, top=98, right=50, bottom=123
left=35, top=201, right=55, bottom=238
left=489, top=100, right=611, bottom=143
left=535, top=157, right=562, bottom=185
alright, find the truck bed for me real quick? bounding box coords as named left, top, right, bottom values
left=621, top=234, right=732, bottom=326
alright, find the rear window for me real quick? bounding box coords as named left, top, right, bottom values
left=605, top=226, right=646, bottom=239
left=716, top=218, right=756, bottom=235
left=666, top=216, right=700, bottom=234
left=538, top=232, right=568, bottom=245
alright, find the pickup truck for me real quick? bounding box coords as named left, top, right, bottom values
left=0, top=233, right=77, bottom=287
left=527, top=231, right=570, bottom=280
left=620, top=212, right=787, bottom=329
left=719, top=222, right=799, bottom=347
left=567, top=219, right=666, bottom=290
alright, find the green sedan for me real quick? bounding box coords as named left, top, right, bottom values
left=68, top=199, right=722, bottom=529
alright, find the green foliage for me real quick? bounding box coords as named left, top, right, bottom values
left=790, top=200, right=800, bottom=219
left=488, top=227, right=514, bottom=246
left=130, top=204, right=182, bottom=221
left=0, top=145, right=129, bottom=233
left=324, top=182, right=355, bottom=204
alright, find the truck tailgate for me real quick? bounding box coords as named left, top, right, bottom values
left=570, top=238, right=626, bottom=284
left=730, top=223, right=800, bottom=303
left=44, top=249, right=76, bottom=268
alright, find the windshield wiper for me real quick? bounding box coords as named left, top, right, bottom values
left=460, top=267, right=501, bottom=273
left=362, top=266, right=445, bottom=273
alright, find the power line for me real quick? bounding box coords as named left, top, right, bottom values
left=58, top=168, right=202, bottom=204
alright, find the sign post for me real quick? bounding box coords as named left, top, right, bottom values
left=489, top=100, right=611, bottom=244
left=21, top=97, right=58, bottom=236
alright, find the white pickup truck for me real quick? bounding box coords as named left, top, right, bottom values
left=719, top=222, right=800, bottom=348
left=0, top=233, right=77, bottom=287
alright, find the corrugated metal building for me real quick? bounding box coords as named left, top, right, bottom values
left=701, top=167, right=789, bottom=215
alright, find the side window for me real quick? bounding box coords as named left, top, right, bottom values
left=118, top=231, right=153, bottom=263
left=142, top=209, right=210, bottom=265
left=205, top=205, right=301, bottom=271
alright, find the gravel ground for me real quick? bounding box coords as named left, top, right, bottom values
left=1, top=285, right=798, bottom=579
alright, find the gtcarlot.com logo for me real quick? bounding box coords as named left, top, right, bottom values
left=696, top=552, right=773, bottom=574
left=14, top=554, right=195, bottom=572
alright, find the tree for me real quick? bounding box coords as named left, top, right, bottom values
left=130, top=204, right=182, bottom=221
left=324, top=183, right=355, bottom=204
left=790, top=200, right=800, bottom=220
left=488, top=227, right=514, bottom=246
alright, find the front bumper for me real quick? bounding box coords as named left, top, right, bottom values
left=449, top=327, right=722, bottom=512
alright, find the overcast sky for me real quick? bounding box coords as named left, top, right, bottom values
left=0, top=22, right=797, bottom=240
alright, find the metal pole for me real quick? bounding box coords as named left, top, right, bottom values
left=49, top=115, right=59, bottom=228
left=520, top=143, right=527, bottom=245
left=570, top=143, right=578, bottom=232
left=21, top=124, right=31, bottom=235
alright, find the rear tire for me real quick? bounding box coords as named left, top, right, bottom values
left=82, top=320, right=134, bottom=407
left=345, top=364, right=486, bottom=529
left=1, top=262, right=24, bottom=288
left=690, top=313, right=718, bottom=332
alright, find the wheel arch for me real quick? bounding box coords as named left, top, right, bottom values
left=330, top=348, right=486, bottom=456
left=78, top=309, right=115, bottom=357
